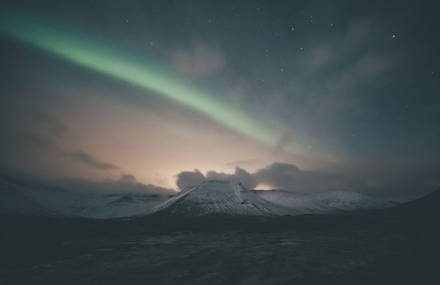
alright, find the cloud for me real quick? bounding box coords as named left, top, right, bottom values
left=328, top=54, right=392, bottom=94
left=318, top=19, right=396, bottom=113
left=291, top=18, right=397, bottom=118
left=0, top=107, right=70, bottom=178
left=274, top=130, right=295, bottom=153
left=79, top=174, right=175, bottom=195
left=172, top=41, right=226, bottom=77
left=0, top=171, right=175, bottom=197
left=64, top=150, right=120, bottom=171
left=299, top=19, right=373, bottom=74
left=309, top=44, right=333, bottom=70
left=206, top=167, right=258, bottom=189
left=118, top=174, right=137, bottom=184
left=175, top=169, right=205, bottom=190
left=319, top=54, right=393, bottom=115
left=175, top=167, right=257, bottom=190
left=175, top=161, right=439, bottom=198
left=0, top=109, right=66, bottom=152
left=175, top=164, right=350, bottom=192
left=254, top=162, right=361, bottom=193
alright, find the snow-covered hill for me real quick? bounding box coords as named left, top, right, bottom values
left=0, top=175, right=171, bottom=218
left=153, top=180, right=291, bottom=216
left=77, top=193, right=170, bottom=218
left=255, top=190, right=395, bottom=214
left=26, top=190, right=171, bottom=219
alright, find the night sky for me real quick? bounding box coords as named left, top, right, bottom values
left=1, top=0, right=439, bottom=198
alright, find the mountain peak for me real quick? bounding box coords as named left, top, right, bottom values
left=152, top=180, right=288, bottom=216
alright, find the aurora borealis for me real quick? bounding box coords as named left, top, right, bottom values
left=1, top=0, right=439, bottom=196
left=1, top=13, right=320, bottom=161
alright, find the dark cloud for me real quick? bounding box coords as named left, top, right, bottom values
left=175, top=164, right=346, bottom=192
left=253, top=162, right=440, bottom=198
left=206, top=167, right=258, bottom=189
left=1, top=171, right=175, bottom=197
left=175, top=169, right=205, bottom=190
left=175, top=167, right=258, bottom=190
left=61, top=174, right=175, bottom=195
left=177, top=162, right=359, bottom=193
left=0, top=107, right=68, bottom=177
left=254, top=162, right=362, bottom=193
left=274, top=131, right=295, bottom=153
left=65, top=150, right=120, bottom=171
left=118, top=174, right=137, bottom=184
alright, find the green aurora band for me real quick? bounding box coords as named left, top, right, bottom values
left=1, top=14, right=338, bottom=163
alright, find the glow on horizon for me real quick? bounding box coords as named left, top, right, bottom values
left=1, top=13, right=340, bottom=164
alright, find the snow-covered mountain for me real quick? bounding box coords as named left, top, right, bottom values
left=255, top=189, right=395, bottom=214
left=0, top=173, right=397, bottom=218
left=152, top=180, right=291, bottom=216
left=151, top=181, right=396, bottom=217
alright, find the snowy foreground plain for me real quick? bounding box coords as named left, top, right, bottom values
left=1, top=199, right=439, bottom=285
left=1, top=181, right=439, bottom=285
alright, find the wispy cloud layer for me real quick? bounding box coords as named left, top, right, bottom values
left=65, top=150, right=120, bottom=171
left=172, top=41, right=226, bottom=77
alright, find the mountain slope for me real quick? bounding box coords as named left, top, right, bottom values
left=153, top=180, right=291, bottom=216
left=390, top=188, right=440, bottom=217
left=255, top=190, right=394, bottom=213
left=0, top=179, right=54, bottom=216
left=0, top=174, right=170, bottom=218
left=78, top=193, right=171, bottom=218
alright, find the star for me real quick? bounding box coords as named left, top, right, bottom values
left=392, top=34, right=398, bottom=39
left=290, top=26, right=295, bottom=32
